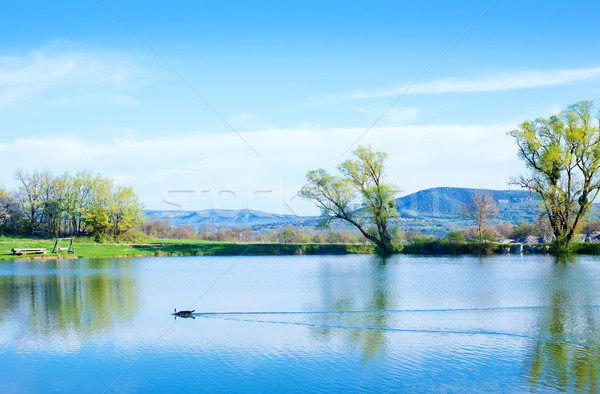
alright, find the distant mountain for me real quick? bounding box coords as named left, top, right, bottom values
left=143, top=208, right=314, bottom=230
left=394, top=187, right=599, bottom=236
left=144, top=187, right=600, bottom=236
left=395, top=187, right=538, bottom=222
left=393, top=187, right=540, bottom=235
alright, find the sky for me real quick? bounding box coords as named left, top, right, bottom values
left=1, top=1, right=600, bottom=216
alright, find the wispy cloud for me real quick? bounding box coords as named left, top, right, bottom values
left=342, top=66, right=600, bottom=99
left=350, top=106, right=420, bottom=124
left=0, top=123, right=522, bottom=213
left=0, top=43, right=148, bottom=106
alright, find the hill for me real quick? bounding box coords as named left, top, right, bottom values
left=395, top=187, right=534, bottom=220
left=144, top=187, right=600, bottom=237
left=394, top=187, right=539, bottom=235
left=143, top=208, right=314, bottom=231
left=394, top=187, right=600, bottom=236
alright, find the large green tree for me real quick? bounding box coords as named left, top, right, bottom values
left=510, top=100, right=600, bottom=251
left=300, top=145, right=399, bottom=255
left=108, top=185, right=144, bottom=236
left=83, top=177, right=144, bottom=238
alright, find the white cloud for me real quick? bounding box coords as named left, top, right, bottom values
left=0, top=124, right=524, bottom=215
left=343, top=66, right=600, bottom=99
left=350, top=106, right=420, bottom=124
left=0, top=43, right=148, bottom=106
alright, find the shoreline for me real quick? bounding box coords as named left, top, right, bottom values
left=4, top=237, right=598, bottom=260
left=0, top=239, right=376, bottom=261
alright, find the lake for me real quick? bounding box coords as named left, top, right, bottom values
left=1, top=254, right=599, bottom=392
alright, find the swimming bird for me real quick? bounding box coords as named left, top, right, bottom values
left=174, top=308, right=195, bottom=316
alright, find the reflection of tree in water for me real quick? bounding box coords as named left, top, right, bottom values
left=527, top=255, right=600, bottom=392
left=0, top=258, right=137, bottom=343
left=310, top=256, right=394, bottom=362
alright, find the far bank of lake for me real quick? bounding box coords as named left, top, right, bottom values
left=4, top=236, right=600, bottom=260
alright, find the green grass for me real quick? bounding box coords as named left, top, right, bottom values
left=0, top=236, right=374, bottom=260
left=4, top=236, right=598, bottom=260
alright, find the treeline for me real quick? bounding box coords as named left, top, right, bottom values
left=455, top=217, right=553, bottom=242
left=136, top=219, right=368, bottom=244
left=415, top=216, right=600, bottom=244
left=0, top=169, right=144, bottom=239
left=403, top=219, right=552, bottom=244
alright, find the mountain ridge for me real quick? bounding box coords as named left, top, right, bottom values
left=144, top=187, right=552, bottom=235
left=144, top=187, right=600, bottom=236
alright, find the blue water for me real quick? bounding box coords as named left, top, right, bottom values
left=1, top=254, right=600, bottom=392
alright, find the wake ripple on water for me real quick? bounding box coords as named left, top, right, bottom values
left=194, top=304, right=600, bottom=316
left=189, top=309, right=600, bottom=349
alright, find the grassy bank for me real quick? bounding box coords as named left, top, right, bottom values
left=3, top=236, right=598, bottom=261
left=399, top=240, right=502, bottom=255
left=0, top=236, right=375, bottom=260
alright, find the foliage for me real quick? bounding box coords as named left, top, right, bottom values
left=272, top=227, right=310, bottom=243
left=85, top=206, right=110, bottom=241
left=9, top=168, right=144, bottom=240
left=513, top=220, right=535, bottom=238
left=118, top=228, right=149, bottom=244
left=266, top=227, right=366, bottom=244
left=510, top=100, right=600, bottom=252
left=445, top=230, right=465, bottom=243
left=300, top=145, right=400, bottom=254
left=402, top=238, right=500, bottom=255
left=107, top=186, right=144, bottom=236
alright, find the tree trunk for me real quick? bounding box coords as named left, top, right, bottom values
left=373, top=232, right=394, bottom=255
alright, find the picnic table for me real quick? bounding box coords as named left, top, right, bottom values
left=12, top=248, right=48, bottom=255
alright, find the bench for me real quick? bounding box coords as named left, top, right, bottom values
left=12, top=248, right=48, bottom=256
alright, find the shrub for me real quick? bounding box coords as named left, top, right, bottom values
left=445, top=230, right=465, bottom=243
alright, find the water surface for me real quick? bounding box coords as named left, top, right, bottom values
left=1, top=254, right=599, bottom=392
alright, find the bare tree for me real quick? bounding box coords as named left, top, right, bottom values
left=0, top=188, right=21, bottom=234
left=14, top=169, right=45, bottom=234
left=461, top=191, right=499, bottom=242
left=495, top=222, right=516, bottom=239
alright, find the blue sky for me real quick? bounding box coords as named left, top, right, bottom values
left=1, top=1, right=600, bottom=214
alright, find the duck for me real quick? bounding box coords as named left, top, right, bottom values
left=174, top=308, right=195, bottom=316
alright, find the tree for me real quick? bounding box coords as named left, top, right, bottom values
left=495, top=222, right=516, bottom=239
left=107, top=185, right=144, bottom=236
left=0, top=187, right=21, bottom=235
left=85, top=205, right=110, bottom=238
left=461, top=191, right=499, bottom=243
left=82, top=177, right=144, bottom=239
left=300, top=145, right=399, bottom=254
left=14, top=169, right=45, bottom=233
left=509, top=100, right=600, bottom=251
left=513, top=220, right=534, bottom=238
left=140, top=219, right=173, bottom=239
left=445, top=230, right=465, bottom=243
left=172, top=225, right=196, bottom=240
left=38, top=170, right=64, bottom=236
left=0, top=188, right=9, bottom=229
